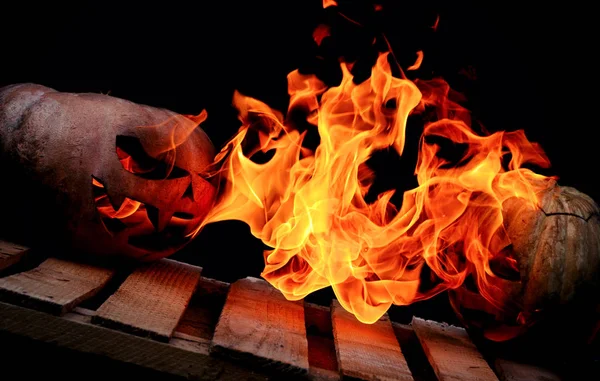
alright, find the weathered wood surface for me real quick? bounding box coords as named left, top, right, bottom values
left=0, top=301, right=268, bottom=380
left=93, top=259, right=201, bottom=342
left=211, top=277, right=310, bottom=377
left=412, top=317, right=499, bottom=381
left=0, top=257, right=114, bottom=315
left=331, top=300, right=414, bottom=381
left=0, top=249, right=584, bottom=381
left=0, top=240, right=29, bottom=271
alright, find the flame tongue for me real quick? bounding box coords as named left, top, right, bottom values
left=202, top=52, right=552, bottom=324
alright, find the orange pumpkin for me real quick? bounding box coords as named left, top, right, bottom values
left=0, top=83, right=216, bottom=261
left=449, top=181, right=600, bottom=341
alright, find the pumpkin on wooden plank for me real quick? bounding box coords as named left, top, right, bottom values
left=0, top=83, right=216, bottom=261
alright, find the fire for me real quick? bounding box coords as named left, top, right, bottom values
left=92, top=178, right=142, bottom=219
left=197, top=6, right=555, bottom=324
left=323, top=0, right=337, bottom=9
left=199, top=51, right=553, bottom=324
left=407, top=51, right=424, bottom=71
left=313, top=24, right=331, bottom=47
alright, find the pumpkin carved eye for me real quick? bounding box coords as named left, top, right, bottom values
left=115, top=135, right=189, bottom=179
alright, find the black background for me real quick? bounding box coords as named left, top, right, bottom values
left=1, top=0, right=599, bottom=345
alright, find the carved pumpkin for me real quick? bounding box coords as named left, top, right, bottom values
left=0, top=83, right=216, bottom=261
left=449, top=180, right=600, bottom=341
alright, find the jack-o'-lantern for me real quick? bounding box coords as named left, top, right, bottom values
left=449, top=180, right=600, bottom=342
left=0, top=83, right=216, bottom=261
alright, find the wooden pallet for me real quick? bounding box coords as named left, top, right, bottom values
left=0, top=239, right=569, bottom=380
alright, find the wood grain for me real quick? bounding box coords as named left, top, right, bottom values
left=0, top=239, right=29, bottom=271
left=331, top=300, right=413, bottom=381
left=0, top=301, right=268, bottom=380
left=211, top=277, right=309, bottom=377
left=412, top=317, right=499, bottom=381
left=0, top=257, right=114, bottom=315
left=92, top=259, right=201, bottom=342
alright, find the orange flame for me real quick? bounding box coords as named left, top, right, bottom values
left=323, top=0, right=337, bottom=9
left=313, top=24, right=332, bottom=47
left=432, top=15, right=440, bottom=32
left=202, top=50, right=553, bottom=324
left=407, top=51, right=424, bottom=71
left=92, top=178, right=142, bottom=219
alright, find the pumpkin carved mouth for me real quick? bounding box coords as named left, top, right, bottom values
left=92, top=176, right=194, bottom=255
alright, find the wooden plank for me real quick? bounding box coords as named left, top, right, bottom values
left=331, top=299, right=414, bottom=381
left=0, top=257, right=114, bottom=315
left=494, top=358, right=561, bottom=381
left=0, top=301, right=268, bottom=380
left=412, top=317, right=499, bottom=381
left=211, top=277, right=309, bottom=377
left=92, top=259, right=201, bottom=342
left=0, top=239, right=29, bottom=271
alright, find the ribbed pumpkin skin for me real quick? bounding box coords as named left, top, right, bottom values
left=450, top=181, right=600, bottom=341
left=504, top=184, right=600, bottom=311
